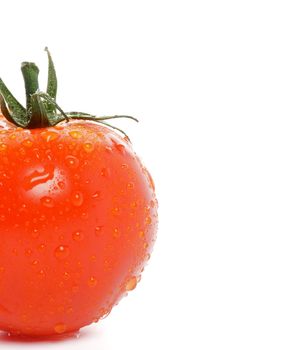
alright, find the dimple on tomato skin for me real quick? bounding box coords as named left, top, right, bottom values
left=0, top=116, right=158, bottom=336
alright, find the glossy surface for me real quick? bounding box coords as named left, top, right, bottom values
left=0, top=116, right=158, bottom=336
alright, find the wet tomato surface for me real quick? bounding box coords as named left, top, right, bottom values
left=0, top=117, right=158, bottom=336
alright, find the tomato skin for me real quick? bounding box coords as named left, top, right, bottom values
left=0, top=116, right=158, bottom=336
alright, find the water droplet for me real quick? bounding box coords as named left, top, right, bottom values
left=58, top=181, right=65, bottom=189
left=83, top=142, right=94, bottom=153
left=38, top=243, right=46, bottom=250
left=41, top=196, right=54, bottom=208
left=145, top=216, right=152, bottom=225
left=127, top=182, right=134, bottom=190
left=31, top=260, right=39, bottom=266
left=0, top=143, right=7, bottom=151
left=66, top=307, right=73, bottom=314
left=90, top=255, right=97, bottom=262
left=95, top=226, right=102, bottom=236
left=22, top=139, right=33, bottom=148
left=63, top=272, right=70, bottom=280
left=25, top=248, right=32, bottom=256
left=37, top=269, right=45, bottom=277
left=81, top=212, right=88, bottom=220
left=113, top=228, right=120, bottom=238
left=69, top=130, right=82, bottom=139
left=100, top=309, right=111, bottom=319
left=54, top=323, right=67, bottom=334
left=112, top=207, right=120, bottom=216
left=54, top=245, right=69, bottom=259
left=121, top=163, right=128, bottom=169
left=92, top=191, right=101, bottom=199
left=105, top=146, right=112, bottom=153
left=41, top=131, right=59, bottom=142
left=88, top=276, right=97, bottom=287
left=125, top=276, right=137, bottom=291
left=143, top=242, right=149, bottom=249
left=72, top=231, right=83, bottom=241
left=71, top=191, right=83, bottom=206
left=101, top=167, right=110, bottom=177
left=115, top=143, right=125, bottom=154
left=32, top=228, right=39, bottom=238
left=65, top=155, right=79, bottom=169
left=145, top=253, right=151, bottom=260
left=138, top=230, right=145, bottom=238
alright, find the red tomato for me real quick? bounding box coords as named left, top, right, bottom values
left=0, top=116, right=158, bottom=336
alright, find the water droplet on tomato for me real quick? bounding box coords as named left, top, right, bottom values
left=145, top=216, right=152, bottom=225
left=54, top=245, right=69, bottom=259
left=71, top=191, right=83, bottom=206
left=88, top=276, right=97, bottom=287
left=139, top=230, right=145, bottom=238
left=25, top=248, right=32, bottom=256
left=54, top=323, right=67, bottom=334
left=105, top=146, right=112, bottom=153
left=65, top=155, right=79, bottom=169
left=83, top=142, right=94, bottom=153
left=92, top=191, right=101, bottom=199
left=41, top=196, right=54, bottom=208
left=100, top=309, right=111, bottom=319
left=37, top=269, right=45, bottom=278
left=63, top=272, right=70, bottom=280
left=21, top=139, right=33, bottom=147
left=0, top=143, right=7, bottom=151
left=127, top=182, right=134, bottom=190
left=31, top=228, right=39, bottom=238
left=113, top=228, right=120, bottom=238
left=69, top=130, right=82, bottom=139
left=38, top=243, right=46, bottom=250
left=101, top=167, right=110, bottom=177
left=66, top=307, right=73, bottom=314
left=41, top=131, right=59, bottom=142
left=112, top=207, right=120, bottom=216
left=95, top=226, right=102, bottom=236
left=58, top=181, right=65, bottom=189
left=115, top=143, right=125, bottom=154
left=121, top=163, right=128, bottom=169
left=125, top=276, right=137, bottom=291
left=72, top=231, right=83, bottom=241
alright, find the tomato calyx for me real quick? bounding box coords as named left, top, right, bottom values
left=0, top=48, right=138, bottom=139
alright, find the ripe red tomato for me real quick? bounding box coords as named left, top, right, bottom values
left=0, top=117, right=157, bottom=336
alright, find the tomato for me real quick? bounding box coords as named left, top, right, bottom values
left=0, top=50, right=158, bottom=336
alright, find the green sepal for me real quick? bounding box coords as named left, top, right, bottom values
left=45, top=47, right=57, bottom=114
left=0, top=78, right=27, bottom=127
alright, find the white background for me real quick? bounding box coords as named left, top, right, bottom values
left=1, top=0, right=291, bottom=349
